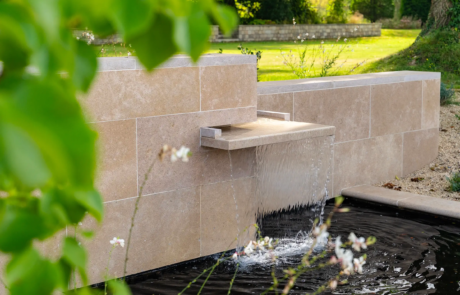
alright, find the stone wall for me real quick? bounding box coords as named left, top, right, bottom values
left=257, top=71, right=441, bottom=197
left=76, top=24, right=381, bottom=45
left=212, top=23, right=381, bottom=42
left=75, top=55, right=261, bottom=285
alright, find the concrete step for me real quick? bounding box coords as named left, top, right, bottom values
left=342, top=185, right=460, bottom=220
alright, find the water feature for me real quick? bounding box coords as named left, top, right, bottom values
left=255, top=137, right=333, bottom=217
left=126, top=199, right=460, bottom=294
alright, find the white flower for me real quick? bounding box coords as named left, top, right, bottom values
left=353, top=256, right=366, bottom=274
left=329, top=279, right=338, bottom=290
left=128, top=52, right=132, bottom=57
left=312, top=35, right=316, bottom=38
left=335, top=237, right=354, bottom=274
left=257, top=240, right=265, bottom=251
left=344, top=38, right=348, bottom=42
left=171, top=146, right=190, bottom=162
left=244, top=241, right=254, bottom=256
left=305, top=33, right=309, bottom=36
left=110, top=237, right=125, bottom=247
left=232, top=252, right=238, bottom=260
left=312, top=226, right=329, bottom=241
left=348, top=232, right=367, bottom=252
left=76, top=37, right=80, bottom=40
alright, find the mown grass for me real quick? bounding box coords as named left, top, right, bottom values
left=95, top=29, right=420, bottom=82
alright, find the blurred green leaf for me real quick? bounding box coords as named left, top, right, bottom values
left=73, top=41, right=98, bottom=92
left=0, top=123, right=50, bottom=187
left=0, top=199, right=50, bottom=252
left=6, top=248, right=63, bottom=295
left=74, top=190, right=104, bottom=222
left=63, top=237, right=88, bottom=284
left=128, top=13, right=177, bottom=70
left=110, top=0, right=155, bottom=38
left=212, top=5, right=238, bottom=35
left=173, top=3, right=211, bottom=61
left=108, top=279, right=132, bottom=295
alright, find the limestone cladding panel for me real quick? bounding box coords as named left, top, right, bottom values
left=92, top=119, right=138, bottom=202
left=422, top=79, right=441, bottom=129
left=333, top=133, right=403, bottom=195
left=82, top=67, right=200, bottom=122
left=136, top=111, right=256, bottom=195
left=200, top=64, right=258, bottom=111
left=370, top=81, right=422, bottom=137
left=294, top=86, right=370, bottom=143
left=200, top=177, right=256, bottom=256
left=257, top=93, right=294, bottom=118
left=403, top=128, right=439, bottom=176
left=79, top=186, right=200, bottom=285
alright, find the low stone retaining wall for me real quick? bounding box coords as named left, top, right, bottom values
left=75, top=24, right=381, bottom=45
left=257, top=71, right=441, bottom=196
left=211, top=23, right=381, bottom=42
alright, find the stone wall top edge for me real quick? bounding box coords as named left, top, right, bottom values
left=97, top=54, right=257, bottom=72
left=238, top=23, right=379, bottom=28
left=257, top=71, right=441, bottom=95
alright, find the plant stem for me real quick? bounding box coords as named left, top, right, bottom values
left=123, top=160, right=156, bottom=279
left=105, top=246, right=115, bottom=295
left=227, top=263, right=239, bottom=295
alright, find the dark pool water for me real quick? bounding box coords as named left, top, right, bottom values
left=126, top=199, right=460, bottom=294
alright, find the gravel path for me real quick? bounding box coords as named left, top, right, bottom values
left=375, top=98, right=460, bottom=201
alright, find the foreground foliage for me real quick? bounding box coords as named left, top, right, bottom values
left=0, top=0, right=236, bottom=294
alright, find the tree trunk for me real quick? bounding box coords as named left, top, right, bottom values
left=394, top=0, right=402, bottom=20
left=429, top=0, right=453, bottom=28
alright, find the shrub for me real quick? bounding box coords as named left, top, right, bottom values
left=401, top=0, right=431, bottom=23
left=447, top=172, right=460, bottom=192
left=378, top=16, right=422, bottom=29
left=351, top=0, right=394, bottom=23
left=326, top=0, right=349, bottom=24
left=348, top=11, right=371, bottom=24
left=440, top=82, right=457, bottom=105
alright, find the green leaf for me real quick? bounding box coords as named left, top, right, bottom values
left=0, top=198, right=50, bottom=252
left=0, top=123, right=51, bottom=187
left=6, top=248, right=62, bottom=295
left=108, top=279, right=132, bottom=295
left=110, top=0, right=155, bottom=39
left=24, top=0, right=60, bottom=41
left=81, top=230, right=94, bottom=239
left=212, top=5, right=238, bottom=36
left=128, top=13, right=177, bottom=71
left=0, top=5, right=31, bottom=72
left=74, top=190, right=104, bottom=222
left=73, top=41, right=98, bottom=92
left=62, top=237, right=88, bottom=284
left=0, top=77, right=98, bottom=188
left=63, top=237, right=87, bottom=270
left=173, top=3, right=211, bottom=61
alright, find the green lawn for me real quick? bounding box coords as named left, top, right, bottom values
left=208, top=29, right=420, bottom=82
left=95, top=29, right=420, bottom=82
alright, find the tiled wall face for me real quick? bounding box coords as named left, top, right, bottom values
left=75, top=55, right=260, bottom=284
left=257, top=73, right=441, bottom=197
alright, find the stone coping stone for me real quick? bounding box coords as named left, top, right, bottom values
left=257, top=71, right=441, bottom=95
left=201, top=117, right=335, bottom=150
left=342, top=185, right=460, bottom=220
left=97, top=54, right=256, bottom=72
